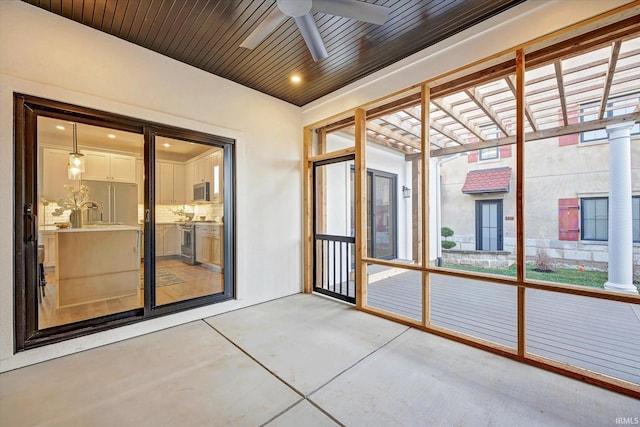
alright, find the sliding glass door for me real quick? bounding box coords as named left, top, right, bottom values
left=14, top=94, right=235, bottom=350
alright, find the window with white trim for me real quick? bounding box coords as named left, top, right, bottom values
left=580, top=95, right=640, bottom=143
left=581, top=196, right=640, bottom=242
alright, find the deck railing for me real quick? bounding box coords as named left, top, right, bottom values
left=314, top=234, right=356, bottom=303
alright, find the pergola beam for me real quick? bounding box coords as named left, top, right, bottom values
left=431, top=110, right=640, bottom=157
left=376, top=115, right=421, bottom=139
left=343, top=125, right=413, bottom=154
left=554, top=60, right=569, bottom=126
left=599, top=41, right=622, bottom=120
left=505, top=76, right=538, bottom=132
left=431, top=98, right=485, bottom=141
left=405, top=106, right=464, bottom=146
left=367, top=121, right=420, bottom=149
left=464, top=87, right=510, bottom=136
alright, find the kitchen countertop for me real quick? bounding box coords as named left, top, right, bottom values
left=40, top=225, right=141, bottom=233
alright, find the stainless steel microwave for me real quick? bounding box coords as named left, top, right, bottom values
left=193, top=182, right=210, bottom=202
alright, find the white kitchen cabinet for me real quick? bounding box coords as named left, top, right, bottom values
left=156, top=161, right=185, bottom=204
left=41, top=147, right=74, bottom=202
left=195, top=224, right=223, bottom=271
left=82, top=150, right=136, bottom=183
left=212, top=150, right=223, bottom=203
left=195, top=225, right=207, bottom=263
left=193, top=153, right=213, bottom=184
left=155, top=224, right=179, bottom=256
left=163, top=224, right=179, bottom=255
left=184, top=162, right=194, bottom=203
left=136, top=158, right=144, bottom=201
left=155, top=226, right=165, bottom=257
left=110, top=153, right=136, bottom=183
left=173, top=164, right=185, bottom=203
left=210, top=225, right=223, bottom=269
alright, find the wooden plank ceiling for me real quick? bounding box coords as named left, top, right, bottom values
left=22, top=0, right=525, bottom=106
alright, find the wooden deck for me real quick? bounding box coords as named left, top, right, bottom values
left=366, top=270, right=640, bottom=385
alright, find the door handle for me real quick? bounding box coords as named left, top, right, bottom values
left=24, top=204, right=37, bottom=243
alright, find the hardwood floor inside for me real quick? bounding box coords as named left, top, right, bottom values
left=38, top=257, right=223, bottom=329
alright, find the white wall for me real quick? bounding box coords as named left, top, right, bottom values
left=325, top=132, right=412, bottom=260
left=0, top=1, right=302, bottom=371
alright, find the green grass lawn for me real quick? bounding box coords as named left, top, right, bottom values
left=443, top=263, right=640, bottom=293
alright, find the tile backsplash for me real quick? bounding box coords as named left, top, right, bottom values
left=146, top=203, right=223, bottom=223
left=40, top=202, right=222, bottom=225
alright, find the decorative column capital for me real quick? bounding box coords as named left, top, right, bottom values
left=606, top=122, right=635, bottom=139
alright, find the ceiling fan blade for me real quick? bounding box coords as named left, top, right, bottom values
left=240, top=7, right=288, bottom=49
left=312, top=0, right=390, bottom=25
left=294, top=13, right=328, bottom=61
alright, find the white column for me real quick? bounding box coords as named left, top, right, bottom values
left=605, top=122, right=638, bottom=295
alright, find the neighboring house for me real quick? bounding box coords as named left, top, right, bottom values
left=439, top=129, right=640, bottom=270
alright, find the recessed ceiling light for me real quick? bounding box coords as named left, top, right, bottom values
left=163, top=143, right=171, bottom=148
left=56, top=125, right=65, bottom=130
left=108, top=134, right=116, bottom=139
left=291, top=75, right=301, bottom=84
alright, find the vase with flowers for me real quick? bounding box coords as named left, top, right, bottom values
left=52, top=184, right=92, bottom=228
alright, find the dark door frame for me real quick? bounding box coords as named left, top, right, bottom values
left=367, top=169, right=398, bottom=260
left=349, top=167, right=398, bottom=261
left=475, top=199, right=503, bottom=251
left=13, top=94, right=236, bottom=351
left=313, top=155, right=356, bottom=304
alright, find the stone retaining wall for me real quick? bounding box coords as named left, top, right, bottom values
left=442, top=249, right=513, bottom=269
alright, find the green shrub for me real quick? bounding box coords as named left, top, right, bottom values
left=441, top=227, right=454, bottom=238
left=442, top=240, right=456, bottom=249
left=441, top=226, right=456, bottom=249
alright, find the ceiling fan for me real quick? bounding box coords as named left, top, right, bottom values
left=239, top=0, right=391, bottom=62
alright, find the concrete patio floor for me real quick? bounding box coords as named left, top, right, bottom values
left=1, top=294, right=637, bottom=426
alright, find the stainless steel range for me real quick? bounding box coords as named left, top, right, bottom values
left=178, top=223, right=196, bottom=265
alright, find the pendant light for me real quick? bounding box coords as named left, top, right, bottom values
left=68, top=122, right=85, bottom=179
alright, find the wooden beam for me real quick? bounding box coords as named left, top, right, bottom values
left=599, top=41, right=622, bottom=120
left=354, top=108, right=367, bottom=309
left=429, top=121, right=463, bottom=146
left=421, top=84, right=431, bottom=328
left=464, top=87, right=510, bottom=136
left=405, top=106, right=462, bottom=146
left=365, top=93, right=422, bottom=121
left=505, top=76, right=538, bottom=132
left=431, top=98, right=485, bottom=141
left=430, top=110, right=640, bottom=157
left=515, top=49, right=526, bottom=358
left=307, top=147, right=356, bottom=163
left=525, top=14, right=640, bottom=69
left=342, top=126, right=412, bottom=153
left=303, top=126, right=314, bottom=294
left=430, top=59, right=516, bottom=99
left=524, top=48, right=639, bottom=88
left=316, top=131, right=327, bottom=237
left=411, top=157, right=421, bottom=264
left=377, top=114, right=421, bottom=139
left=554, top=60, right=568, bottom=126
left=369, top=120, right=421, bottom=147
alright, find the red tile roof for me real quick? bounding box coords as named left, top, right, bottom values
left=462, top=167, right=512, bottom=194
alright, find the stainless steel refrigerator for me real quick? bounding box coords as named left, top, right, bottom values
left=82, top=180, right=138, bottom=225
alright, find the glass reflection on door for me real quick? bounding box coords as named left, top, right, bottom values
left=366, top=170, right=397, bottom=260
left=154, top=137, right=225, bottom=306
left=36, top=116, right=143, bottom=329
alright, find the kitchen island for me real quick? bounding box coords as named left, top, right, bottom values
left=43, top=225, right=141, bottom=308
